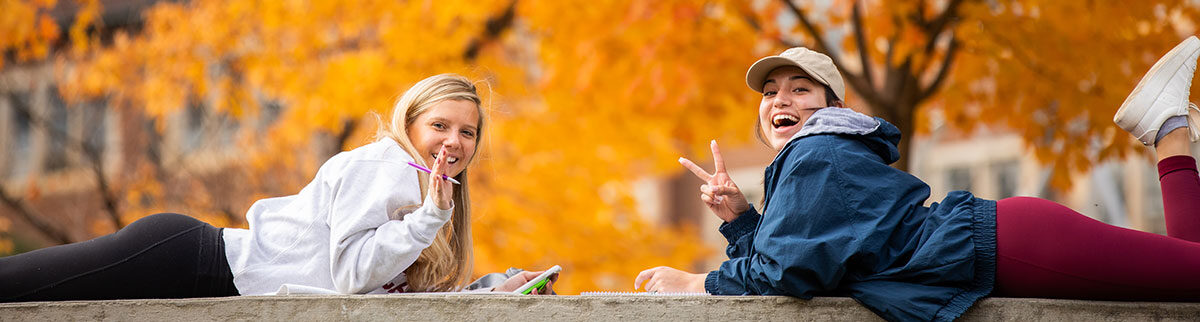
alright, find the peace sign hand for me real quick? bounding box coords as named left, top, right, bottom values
left=679, top=140, right=750, bottom=222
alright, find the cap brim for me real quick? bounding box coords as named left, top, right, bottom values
left=745, top=56, right=797, bottom=93
left=745, top=56, right=835, bottom=96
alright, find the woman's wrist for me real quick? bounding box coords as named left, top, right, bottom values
left=423, top=193, right=454, bottom=216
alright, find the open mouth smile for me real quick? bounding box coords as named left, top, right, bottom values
left=772, top=114, right=799, bottom=129
left=431, top=154, right=459, bottom=164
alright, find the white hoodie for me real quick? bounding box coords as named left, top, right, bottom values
left=222, top=139, right=451, bottom=295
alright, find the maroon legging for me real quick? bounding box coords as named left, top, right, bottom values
left=994, top=155, right=1200, bottom=300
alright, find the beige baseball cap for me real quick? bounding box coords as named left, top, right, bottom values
left=745, top=47, right=845, bottom=100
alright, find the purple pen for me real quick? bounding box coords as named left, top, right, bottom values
left=406, top=162, right=461, bottom=184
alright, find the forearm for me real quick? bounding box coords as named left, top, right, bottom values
left=719, top=207, right=761, bottom=258
left=705, top=255, right=823, bottom=297
left=330, top=198, right=452, bottom=293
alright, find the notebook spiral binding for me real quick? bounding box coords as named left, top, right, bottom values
left=579, top=291, right=709, bottom=296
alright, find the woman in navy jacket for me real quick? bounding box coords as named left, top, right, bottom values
left=636, top=40, right=1200, bottom=321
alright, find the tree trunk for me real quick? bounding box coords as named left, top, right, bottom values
left=866, top=101, right=916, bottom=172
left=866, top=61, right=923, bottom=173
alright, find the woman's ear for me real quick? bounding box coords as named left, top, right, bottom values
left=833, top=100, right=844, bottom=108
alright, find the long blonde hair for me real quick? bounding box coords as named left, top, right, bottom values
left=376, top=73, right=482, bottom=291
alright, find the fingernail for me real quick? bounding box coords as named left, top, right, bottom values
left=677, top=157, right=685, bottom=163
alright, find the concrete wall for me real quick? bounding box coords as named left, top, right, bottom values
left=3, top=295, right=1199, bottom=321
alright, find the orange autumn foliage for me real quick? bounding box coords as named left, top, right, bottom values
left=944, top=0, right=1200, bottom=190
left=0, top=0, right=60, bottom=69
left=4, top=0, right=1200, bottom=294
left=8, top=0, right=745, bottom=294
left=774, top=0, right=1200, bottom=189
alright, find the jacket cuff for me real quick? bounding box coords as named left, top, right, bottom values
left=422, top=193, right=454, bottom=220
left=718, top=208, right=760, bottom=243
left=704, top=270, right=721, bottom=295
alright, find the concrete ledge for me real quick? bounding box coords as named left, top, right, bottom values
left=3, top=295, right=1200, bottom=321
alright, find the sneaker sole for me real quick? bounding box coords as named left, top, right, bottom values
left=1114, top=36, right=1200, bottom=144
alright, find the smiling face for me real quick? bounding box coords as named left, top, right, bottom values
left=406, top=99, right=480, bottom=177
left=758, top=66, right=840, bottom=150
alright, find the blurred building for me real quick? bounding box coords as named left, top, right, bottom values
left=908, top=124, right=1177, bottom=235
left=0, top=0, right=245, bottom=251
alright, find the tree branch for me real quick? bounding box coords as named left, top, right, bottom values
left=921, top=32, right=943, bottom=58
left=851, top=1, right=875, bottom=91
left=781, top=0, right=840, bottom=65
left=741, top=8, right=762, bottom=32
left=915, top=0, right=929, bottom=26
left=920, top=0, right=964, bottom=60
left=885, top=15, right=901, bottom=66
left=463, top=0, right=518, bottom=62
left=331, top=118, right=358, bottom=157
left=9, top=97, right=125, bottom=237
left=913, top=0, right=966, bottom=101
left=217, top=204, right=241, bottom=227
left=0, top=185, right=74, bottom=244
left=83, top=142, right=122, bottom=230
left=781, top=0, right=885, bottom=105
left=919, top=33, right=959, bottom=102
left=914, top=31, right=946, bottom=80
left=923, top=0, right=967, bottom=34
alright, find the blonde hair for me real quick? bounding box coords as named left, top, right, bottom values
left=376, top=73, right=483, bottom=292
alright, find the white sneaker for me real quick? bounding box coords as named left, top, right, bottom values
left=1114, top=35, right=1200, bottom=145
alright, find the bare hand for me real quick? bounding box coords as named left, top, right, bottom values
left=493, top=270, right=558, bottom=295
left=633, top=266, right=707, bottom=293
left=430, top=146, right=453, bottom=210
left=679, top=140, right=749, bottom=222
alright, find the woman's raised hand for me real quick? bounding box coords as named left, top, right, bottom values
left=430, top=146, right=453, bottom=210
left=679, top=140, right=749, bottom=222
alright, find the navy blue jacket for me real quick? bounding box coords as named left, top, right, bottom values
left=704, top=108, right=997, bottom=321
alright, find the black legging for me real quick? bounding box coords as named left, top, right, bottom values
left=0, top=213, right=238, bottom=302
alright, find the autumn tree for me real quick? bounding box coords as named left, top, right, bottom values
left=759, top=0, right=1200, bottom=188
left=3, top=0, right=748, bottom=293
left=947, top=1, right=1200, bottom=189
left=4, top=0, right=1199, bottom=293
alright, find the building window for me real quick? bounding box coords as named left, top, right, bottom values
left=79, top=101, right=108, bottom=158
left=7, top=93, right=33, bottom=179
left=259, top=100, right=282, bottom=130
left=947, top=166, right=972, bottom=192
left=184, top=100, right=206, bottom=151
left=180, top=100, right=239, bottom=152
left=215, top=110, right=238, bottom=148
left=43, top=90, right=69, bottom=172
left=1142, top=167, right=1164, bottom=218
left=992, top=161, right=1018, bottom=199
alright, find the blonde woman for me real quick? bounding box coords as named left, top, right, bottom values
left=1, top=73, right=553, bottom=301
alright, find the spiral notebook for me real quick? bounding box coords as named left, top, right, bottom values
left=580, top=291, right=709, bottom=296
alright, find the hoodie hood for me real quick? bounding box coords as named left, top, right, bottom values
left=784, top=107, right=902, bottom=165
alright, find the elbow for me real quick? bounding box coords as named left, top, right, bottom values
left=331, top=272, right=375, bottom=294
left=329, top=251, right=379, bottom=294
left=331, top=271, right=363, bottom=294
